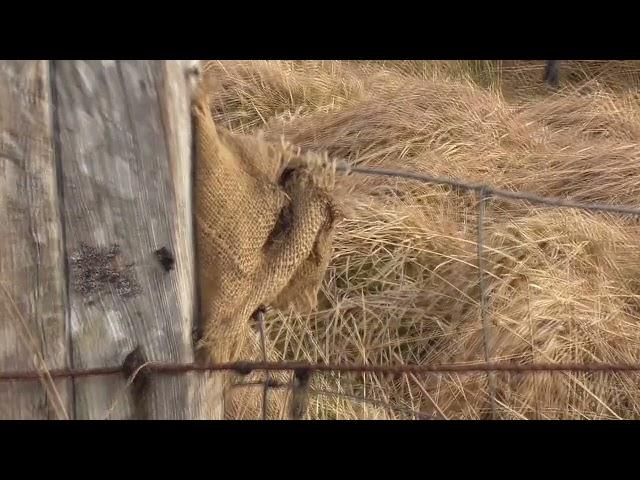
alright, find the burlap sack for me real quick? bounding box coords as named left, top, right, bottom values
left=192, top=95, right=341, bottom=419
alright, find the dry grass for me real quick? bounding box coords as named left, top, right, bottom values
left=202, top=60, right=640, bottom=419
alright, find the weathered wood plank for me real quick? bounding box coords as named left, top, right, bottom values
left=156, top=61, right=222, bottom=419
left=53, top=60, right=210, bottom=419
left=0, top=60, right=71, bottom=419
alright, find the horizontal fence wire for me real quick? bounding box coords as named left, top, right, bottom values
left=338, top=162, right=640, bottom=217
left=2, top=361, right=640, bottom=383
left=3, top=163, right=640, bottom=411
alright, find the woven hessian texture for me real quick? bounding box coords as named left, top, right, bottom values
left=192, top=96, right=341, bottom=419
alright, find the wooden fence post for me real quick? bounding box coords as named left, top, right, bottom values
left=0, top=60, right=218, bottom=419
left=0, top=60, right=71, bottom=419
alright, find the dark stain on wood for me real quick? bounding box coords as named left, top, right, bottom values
left=154, top=246, right=175, bottom=272
left=69, top=243, right=141, bottom=299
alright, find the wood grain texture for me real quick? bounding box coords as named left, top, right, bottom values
left=53, top=60, right=213, bottom=419
left=156, top=61, right=223, bottom=419
left=0, top=60, right=71, bottom=419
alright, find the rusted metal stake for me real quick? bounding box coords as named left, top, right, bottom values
left=254, top=307, right=269, bottom=420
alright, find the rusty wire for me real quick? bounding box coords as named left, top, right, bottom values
left=338, top=162, right=640, bottom=217
left=3, top=360, right=640, bottom=383
left=5, top=163, right=640, bottom=417
left=254, top=308, right=269, bottom=420
left=476, top=186, right=497, bottom=419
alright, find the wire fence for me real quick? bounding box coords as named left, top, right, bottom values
left=4, top=359, right=640, bottom=382
left=4, top=161, right=640, bottom=420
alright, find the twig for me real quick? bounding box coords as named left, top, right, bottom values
left=0, top=282, right=69, bottom=420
